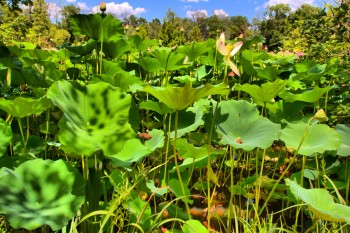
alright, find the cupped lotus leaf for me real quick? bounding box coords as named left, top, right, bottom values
left=234, top=80, right=287, bottom=104
left=0, top=159, right=85, bottom=230
left=66, top=39, right=96, bottom=55
left=47, top=80, right=134, bottom=156
left=145, top=129, right=164, bottom=152
left=256, top=66, right=281, bottom=81
left=335, top=124, right=350, bottom=157
left=176, top=138, right=208, bottom=159
left=169, top=179, right=193, bottom=204
left=268, top=100, right=306, bottom=124
left=279, top=86, right=332, bottom=103
left=280, top=122, right=342, bottom=156
left=128, top=192, right=152, bottom=230
left=70, top=14, right=124, bottom=42
left=101, top=40, right=132, bottom=58
left=177, top=41, right=210, bottom=62
left=143, top=83, right=229, bottom=110
left=169, top=99, right=206, bottom=138
left=150, top=47, right=189, bottom=71
left=182, top=219, right=208, bottom=233
left=139, top=100, right=173, bottom=115
left=128, top=35, right=158, bottom=52
left=0, top=118, right=12, bottom=156
left=106, top=129, right=164, bottom=167
left=0, top=96, right=53, bottom=118
left=285, top=178, right=350, bottom=224
left=215, top=100, right=281, bottom=151
left=14, top=135, right=46, bottom=156
left=138, top=56, right=162, bottom=73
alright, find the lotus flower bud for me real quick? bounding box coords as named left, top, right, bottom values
left=100, top=0, right=106, bottom=13
left=313, top=109, right=328, bottom=122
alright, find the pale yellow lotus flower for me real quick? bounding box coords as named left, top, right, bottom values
left=216, top=32, right=243, bottom=76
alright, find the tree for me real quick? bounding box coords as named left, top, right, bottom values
left=60, top=4, right=80, bottom=42
left=159, top=9, right=185, bottom=46
left=146, top=18, right=161, bottom=39
left=229, top=16, right=249, bottom=38
left=259, top=3, right=292, bottom=51
left=0, top=4, right=28, bottom=44
left=27, top=0, right=51, bottom=46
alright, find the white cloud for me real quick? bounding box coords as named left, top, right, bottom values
left=77, top=2, right=89, bottom=11
left=264, top=0, right=316, bottom=11
left=67, top=0, right=76, bottom=3
left=186, top=9, right=208, bottom=19
left=213, top=9, right=228, bottom=17
left=91, top=2, right=145, bottom=19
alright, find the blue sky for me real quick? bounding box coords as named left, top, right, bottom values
left=47, top=0, right=330, bottom=22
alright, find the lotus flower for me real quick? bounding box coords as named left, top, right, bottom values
left=216, top=32, right=243, bottom=77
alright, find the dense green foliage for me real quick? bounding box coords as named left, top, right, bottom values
left=0, top=2, right=349, bottom=233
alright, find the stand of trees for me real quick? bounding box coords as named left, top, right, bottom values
left=0, top=0, right=349, bottom=63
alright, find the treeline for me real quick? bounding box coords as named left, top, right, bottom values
left=1, top=0, right=349, bottom=63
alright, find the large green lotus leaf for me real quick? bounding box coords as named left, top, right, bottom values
left=169, top=178, right=193, bottom=204
left=47, top=80, right=134, bottom=156
left=169, top=99, right=206, bottom=138
left=143, top=83, right=229, bottom=110
left=176, top=138, right=208, bottom=159
left=279, top=86, right=331, bottom=103
left=0, top=118, right=12, bottom=156
left=13, top=135, right=46, bottom=156
left=0, top=159, right=85, bottom=230
left=150, top=47, right=189, bottom=71
left=101, top=40, right=132, bottom=58
left=138, top=56, right=162, bottom=73
left=66, top=39, right=96, bottom=55
left=128, top=35, right=158, bottom=52
left=280, top=122, right=342, bottom=156
left=335, top=124, right=350, bottom=157
left=235, top=80, right=287, bottom=104
left=215, top=100, right=280, bottom=151
left=177, top=41, right=210, bottom=62
left=285, top=179, right=350, bottom=224
left=70, top=14, right=124, bottom=42
left=0, top=96, right=53, bottom=118
left=182, top=220, right=208, bottom=233
left=268, top=100, right=306, bottom=124
left=139, top=100, right=174, bottom=115
left=128, top=192, right=152, bottom=230
left=256, top=66, right=281, bottom=81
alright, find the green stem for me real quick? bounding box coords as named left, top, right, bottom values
left=173, top=110, right=191, bottom=219
left=258, top=121, right=310, bottom=216
left=17, top=118, right=26, bottom=147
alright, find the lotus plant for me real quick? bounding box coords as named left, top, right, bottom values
left=216, top=32, right=243, bottom=84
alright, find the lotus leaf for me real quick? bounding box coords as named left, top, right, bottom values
left=335, top=124, right=350, bottom=157
left=182, top=220, right=208, bottom=233
left=0, top=118, right=12, bottom=156
left=47, top=80, right=134, bottom=156
left=143, top=83, right=229, bottom=110
left=215, top=100, right=280, bottom=151
left=279, top=86, right=331, bottom=103
left=0, top=159, right=85, bottom=230
left=285, top=179, right=350, bottom=224
left=70, top=14, right=124, bottom=42
left=0, top=96, right=53, bottom=118
left=280, top=122, right=342, bottom=156
left=235, top=80, right=287, bottom=104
